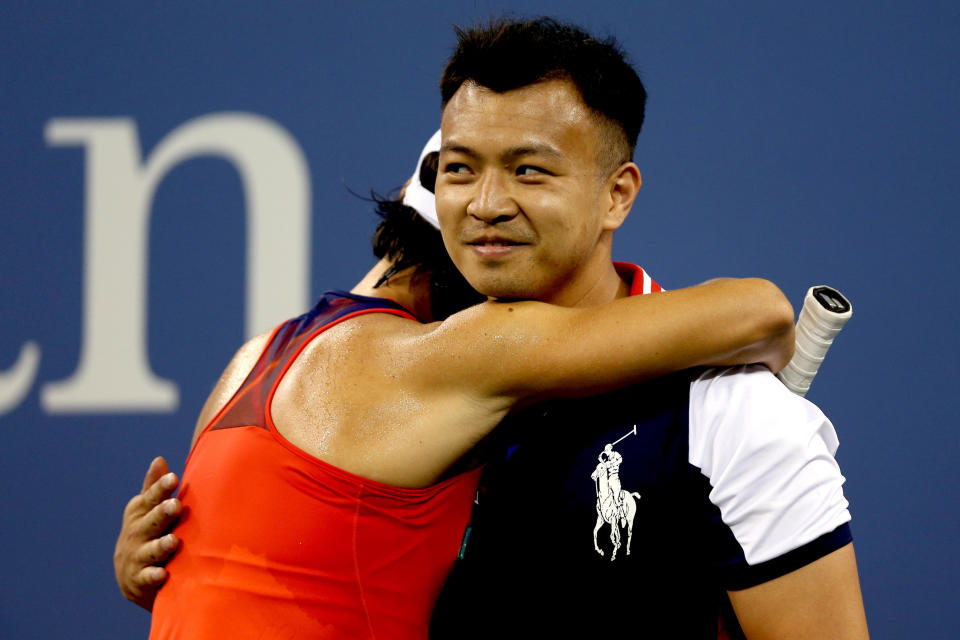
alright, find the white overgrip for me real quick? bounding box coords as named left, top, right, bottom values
left=777, top=286, right=852, bottom=396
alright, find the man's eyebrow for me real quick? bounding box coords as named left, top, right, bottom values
left=502, top=144, right=564, bottom=163
left=440, top=143, right=479, bottom=159
left=440, top=142, right=564, bottom=163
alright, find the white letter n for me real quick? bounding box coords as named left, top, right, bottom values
left=40, top=113, right=311, bottom=413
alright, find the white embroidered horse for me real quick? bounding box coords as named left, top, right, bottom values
left=591, top=461, right=641, bottom=561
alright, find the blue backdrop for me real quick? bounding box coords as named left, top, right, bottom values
left=2, top=2, right=957, bottom=637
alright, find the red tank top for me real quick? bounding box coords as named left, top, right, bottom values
left=150, top=291, right=483, bottom=640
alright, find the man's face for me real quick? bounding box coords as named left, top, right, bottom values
left=435, top=79, right=624, bottom=306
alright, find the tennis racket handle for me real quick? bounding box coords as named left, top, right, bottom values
left=777, top=286, right=852, bottom=397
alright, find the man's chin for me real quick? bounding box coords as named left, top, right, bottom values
left=455, top=259, right=550, bottom=301
left=469, top=278, right=544, bottom=302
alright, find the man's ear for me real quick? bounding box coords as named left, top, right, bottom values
left=602, top=162, right=641, bottom=231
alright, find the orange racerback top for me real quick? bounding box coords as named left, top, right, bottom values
left=150, top=291, right=482, bottom=640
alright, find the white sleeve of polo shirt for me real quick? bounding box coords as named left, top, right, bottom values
left=688, top=364, right=851, bottom=565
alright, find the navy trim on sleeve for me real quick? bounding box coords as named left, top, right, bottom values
left=723, top=523, right=853, bottom=591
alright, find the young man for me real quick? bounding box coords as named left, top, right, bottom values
left=427, top=18, right=868, bottom=639
left=124, top=123, right=795, bottom=637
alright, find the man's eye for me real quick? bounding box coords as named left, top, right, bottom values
left=445, top=163, right=470, bottom=175
left=516, top=165, right=549, bottom=177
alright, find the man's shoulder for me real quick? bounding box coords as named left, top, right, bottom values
left=688, top=364, right=835, bottom=445
left=691, top=362, right=782, bottom=390
left=690, top=364, right=787, bottom=415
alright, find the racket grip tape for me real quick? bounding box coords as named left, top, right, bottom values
left=777, top=286, right=852, bottom=397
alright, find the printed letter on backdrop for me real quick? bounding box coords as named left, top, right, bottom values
left=0, top=342, right=41, bottom=416
left=41, top=114, right=310, bottom=413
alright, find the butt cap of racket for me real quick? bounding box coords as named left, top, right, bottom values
left=777, top=286, right=852, bottom=396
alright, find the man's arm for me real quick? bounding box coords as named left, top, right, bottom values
left=114, top=457, right=182, bottom=611
left=728, top=543, right=869, bottom=639
left=690, top=366, right=866, bottom=639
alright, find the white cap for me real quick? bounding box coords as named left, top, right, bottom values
left=402, top=129, right=442, bottom=229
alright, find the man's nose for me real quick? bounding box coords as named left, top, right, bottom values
left=466, top=171, right=518, bottom=224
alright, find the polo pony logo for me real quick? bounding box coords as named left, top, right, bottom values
left=591, top=425, right=641, bottom=561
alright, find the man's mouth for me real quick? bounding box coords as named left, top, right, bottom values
left=467, top=239, right=524, bottom=246
left=466, top=238, right=528, bottom=258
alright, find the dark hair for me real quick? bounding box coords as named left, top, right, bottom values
left=440, top=17, right=647, bottom=171
left=371, top=151, right=485, bottom=320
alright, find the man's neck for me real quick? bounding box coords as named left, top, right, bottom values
left=543, top=260, right=631, bottom=308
